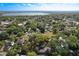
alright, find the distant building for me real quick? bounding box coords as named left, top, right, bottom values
left=1, top=21, right=11, bottom=25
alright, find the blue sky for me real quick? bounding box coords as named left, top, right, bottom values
left=0, top=3, right=79, bottom=11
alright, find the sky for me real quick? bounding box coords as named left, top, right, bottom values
left=0, top=3, right=79, bottom=11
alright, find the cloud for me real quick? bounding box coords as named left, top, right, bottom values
left=27, top=3, right=38, bottom=7
left=27, top=4, right=33, bottom=6
left=24, top=3, right=79, bottom=11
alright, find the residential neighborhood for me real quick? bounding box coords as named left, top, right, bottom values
left=0, top=14, right=79, bottom=56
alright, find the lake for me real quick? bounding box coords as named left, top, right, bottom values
left=1, top=11, right=79, bottom=16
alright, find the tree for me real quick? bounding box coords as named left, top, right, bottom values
left=0, top=41, right=4, bottom=49
left=49, top=35, right=69, bottom=56
left=66, top=35, right=78, bottom=48
left=6, top=44, right=20, bottom=56
left=0, top=32, right=9, bottom=40
left=32, top=32, right=52, bottom=43
left=25, top=20, right=37, bottom=31
left=7, top=25, right=24, bottom=36
left=9, top=34, right=16, bottom=42
left=27, top=51, right=37, bottom=56
left=37, top=22, right=45, bottom=33
left=6, top=49, right=17, bottom=56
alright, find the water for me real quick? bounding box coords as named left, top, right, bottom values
left=2, top=12, right=50, bottom=16
left=1, top=11, right=79, bottom=16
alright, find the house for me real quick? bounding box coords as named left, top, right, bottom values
left=1, top=21, right=11, bottom=25
left=38, top=47, right=51, bottom=55
left=18, top=23, right=23, bottom=26
left=17, top=38, right=25, bottom=46
left=4, top=40, right=14, bottom=51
